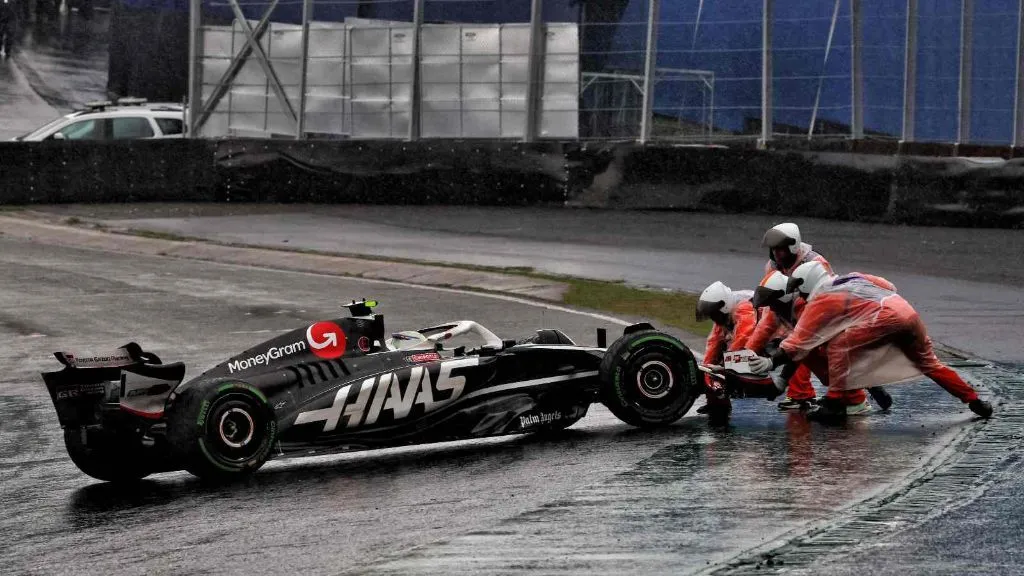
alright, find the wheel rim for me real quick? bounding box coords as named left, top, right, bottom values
left=636, top=360, right=674, bottom=399
left=204, top=393, right=268, bottom=464
left=218, top=407, right=255, bottom=449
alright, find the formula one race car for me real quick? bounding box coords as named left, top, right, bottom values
left=42, top=300, right=706, bottom=482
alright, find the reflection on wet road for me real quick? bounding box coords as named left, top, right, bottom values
left=0, top=237, right=983, bottom=575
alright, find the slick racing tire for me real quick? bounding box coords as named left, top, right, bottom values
left=599, top=330, right=700, bottom=428
left=166, top=380, right=277, bottom=481
left=64, top=428, right=152, bottom=483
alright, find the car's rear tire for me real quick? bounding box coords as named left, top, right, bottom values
left=166, top=380, right=277, bottom=481
left=599, top=330, right=700, bottom=428
left=63, top=428, right=152, bottom=483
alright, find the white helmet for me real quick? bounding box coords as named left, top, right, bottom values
left=786, top=261, right=833, bottom=298
left=762, top=222, right=802, bottom=255
left=696, top=281, right=734, bottom=322
left=752, top=271, right=793, bottom=309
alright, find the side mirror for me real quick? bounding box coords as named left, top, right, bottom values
left=51, top=132, right=66, bottom=141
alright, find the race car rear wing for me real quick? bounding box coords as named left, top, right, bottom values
left=42, top=343, right=185, bottom=427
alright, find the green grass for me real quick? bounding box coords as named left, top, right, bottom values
left=121, top=228, right=194, bottom=242
left=563, top=277, right=711, bottom=335
left=0, top=206, right=27, bottom=212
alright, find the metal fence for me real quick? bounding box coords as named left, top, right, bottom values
left=186, top=0, right=1024, bottom=146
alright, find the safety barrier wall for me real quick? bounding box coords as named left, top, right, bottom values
left=0, top=140, right=216, bottom=204
left=0, top=139, right=1021, bottom=228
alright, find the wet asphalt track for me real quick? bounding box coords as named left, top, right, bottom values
left=0, top=235, right=992, bottom=575
left=60, top=204, right=1024, bottom=363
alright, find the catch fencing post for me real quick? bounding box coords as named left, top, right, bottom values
left=851, top=0, right=863, bottom=139
left=187, top=0, right=202, bottom=136
left=297, top=0, right=312, bottom=138
left=638, top=0, right=660, bottom=144
left=957, top=0, right=974, bottom=144
left=759, top=0, right=772, bottom=148
left=902, top=0, right=917, bottom=142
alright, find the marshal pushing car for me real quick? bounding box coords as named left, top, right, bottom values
left=41, top=300, right=738, bottom=483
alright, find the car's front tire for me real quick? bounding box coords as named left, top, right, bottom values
left=599, top=330, right=700, bottom=427
left=166, top=380, right=277, bottom=481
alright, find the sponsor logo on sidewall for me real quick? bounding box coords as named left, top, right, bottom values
left=307, top=321, right=347, bottom=360
left=519, top=411, right=563, bottom=429
left=228, top=341, right=307, bottom=374
left=294, top=357, right=480, bottom=432
left=407, top=352, right=441, bottom=363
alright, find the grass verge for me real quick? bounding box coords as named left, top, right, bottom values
left=562, top=278, right=710, bottom=335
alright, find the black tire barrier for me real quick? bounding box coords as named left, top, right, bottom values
left=1, top=138, right=1022, bottom=228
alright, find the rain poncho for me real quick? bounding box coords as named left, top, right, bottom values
left=779, top=273, right=979, bottom=402
left=748, top=296, right=818, bottom=401
left=701, top=290, right=756, bottom=404
left=702, top=289, right=756, bottom=367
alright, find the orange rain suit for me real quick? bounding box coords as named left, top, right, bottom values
left=779, top=273, right=979, bottom=403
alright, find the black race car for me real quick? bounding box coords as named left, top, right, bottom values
left=43, top=300, right=708, bottom=483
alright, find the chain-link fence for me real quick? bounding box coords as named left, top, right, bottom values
left=187, top=0, right=1024, bottom=146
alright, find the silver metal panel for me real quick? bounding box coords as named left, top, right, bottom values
left=501, top=110, right=526, bottom=138
left=391, top=110, right=410, bottom=136
left=202, top=26, right=235, bottom=58
left=501, top=24, right=530, bottom=56
left=269, top=58, right=302, bottom=87
left=463, top=109, right=501, bottom=138
left=229, top=19, right=272, bottom=88
left=305, top=60, right=344, bottom=87
left=202, top=111, right=230, bottom=137
left=202, top=57, right=232, bottom=85
left=351, top=63, right=391, bottom=99
left=421, top=25, right=460, bottom=56
left=421, top=57, right=460, bottom=101
left=270, top=24, right=303, bottom=60
left=502, top=57, right=529, bottom=97
left=267, top=113, right=293, bottom=135
left=540, top=109, right=578, bottom=138
left=308, top=23, right=346, bottom=57
left=351, top=100, right=392, bottom=138
left=228, top=88, right=267, bottom=132
left=392, top=62, right=414, bottom=102
left=422, top=100, right=460, bottom=137
left=543, top=56, right=578, bottom=98
left=350, top=26, right=389, bottom=57
left=461, top=26, right=500, bottom=55
left=234, top=29, right=267, bottom=87
left=390, top=26, right=414, bottom=57
left=462, top=59, right=500, bottom=100
left=543, top=23, right=579, bottom=55
left=304, top=89, right=346, bottom=135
